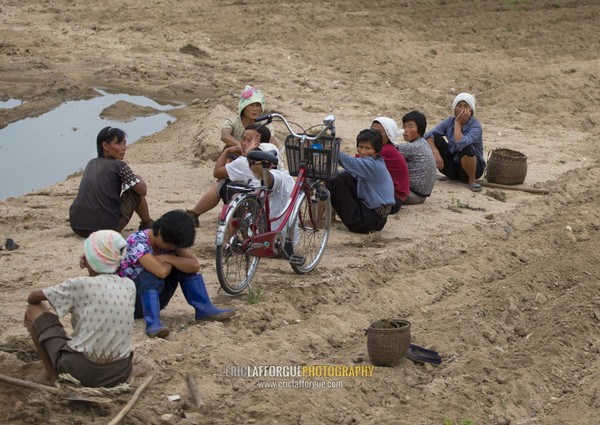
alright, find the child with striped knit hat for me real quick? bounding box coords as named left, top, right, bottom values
left=24, top=230, right=139, bottom=388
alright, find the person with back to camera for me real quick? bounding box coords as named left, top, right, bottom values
left=325, top=129, right=395, bottom=234
left=425, top=92, right=485, bottom=192
left=119, top=210, right=235, bottom=338
left=186, top=124, right=284, bottom=227
left=24, top=230, right=139, bottom=388
left=370, top=117, right=410, bottom=213
left=221, top=85, right=280, bottom=150
left=397, top=110, right=437, bottom=204
left=69, top=126, right=154, bottom=237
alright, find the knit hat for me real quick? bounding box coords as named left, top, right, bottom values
left=84, top=230, right=127, bottom=274
left=372, top=117, right=399, bottom=144
left=452, top=93, right=476, bottom=115
left=237, top=85, right=265, bottom=117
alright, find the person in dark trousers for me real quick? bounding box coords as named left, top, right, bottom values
left=326, top=129, right=395, bottom=234
left=425, top=93, right=485, bottom=192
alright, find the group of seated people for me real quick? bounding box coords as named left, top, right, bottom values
left=188, top=87, right=485, bottom=235
left=24, top=86, right=485, bottom=388
left=327, top=90, right=485, bottom=233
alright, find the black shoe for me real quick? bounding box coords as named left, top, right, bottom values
left=406, top=344, right=442, bottom=365
left=5, top=238, right=18, bottom=251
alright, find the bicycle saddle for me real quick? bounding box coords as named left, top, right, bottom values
left=247, top=150, right=279, bottom=166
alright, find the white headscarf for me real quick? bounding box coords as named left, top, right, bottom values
left=452, top=93, right=476, bottom=115
left=372, top=116, right=399, bottom=144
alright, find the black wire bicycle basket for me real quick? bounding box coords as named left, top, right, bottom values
left=284, top=135, right=341, bottom=180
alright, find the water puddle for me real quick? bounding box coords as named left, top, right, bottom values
left=0, top=98, right=24, bottom=109
left=0, top=89, right=182, bottom=200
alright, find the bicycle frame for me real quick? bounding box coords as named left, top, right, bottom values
left=251, top=166, right=316, bottom=258
left=215, top=165, right=315, bottom=259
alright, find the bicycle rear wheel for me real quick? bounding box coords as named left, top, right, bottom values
left=215, top=194, right=266, bottom=295
left=286, top=183, right=332, bottom=274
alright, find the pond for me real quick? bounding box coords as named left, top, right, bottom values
left=0, top=98, right=23, bottom=109
left=0, top=89, right=182, bottom=200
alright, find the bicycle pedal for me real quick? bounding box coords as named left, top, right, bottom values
left=283, top=238, right=294, bottom=258
left=288, top=254, right=306, bottom=266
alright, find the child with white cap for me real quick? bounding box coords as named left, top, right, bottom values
left=424, top=92, right=485, bottom=192
left=24, top=230, right=138, bottom=388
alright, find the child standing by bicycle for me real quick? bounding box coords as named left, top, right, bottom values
left=326, top=129, right=395, bottom=234
left=119, top=210, right=235, bottom=338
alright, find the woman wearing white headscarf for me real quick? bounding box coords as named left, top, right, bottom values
left=424, top=93, right=485, bottom=192
left=370, top=116, right=410, bottom=213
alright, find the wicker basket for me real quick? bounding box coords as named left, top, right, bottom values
left=366, top=320, right=411, bottom=367
left=284, top=135, right=341, bottom=180
left=486, top=148, right=527, bottom=185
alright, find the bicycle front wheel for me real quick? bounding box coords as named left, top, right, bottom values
left=215, top=194, right=265, bottom=295
left=286, top=183, right=332, bottom=274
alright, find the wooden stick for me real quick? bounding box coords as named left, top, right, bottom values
left=0, top=373, right=60, bottom=394
left=186, top=373, right=204, bottom=407
left=106, top=374, right=154, bottom=425
left=480, top=180, right=550, bottom=194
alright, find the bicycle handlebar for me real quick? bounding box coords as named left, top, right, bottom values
left=254, top=114, right=272, bottom=124
left=255, top=113, right=336, bottom=140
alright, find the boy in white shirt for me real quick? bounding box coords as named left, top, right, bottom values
left=186, top=124, right=284, bottom=227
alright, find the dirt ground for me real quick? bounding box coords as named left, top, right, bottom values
left=1, top=0, right=600, bottom=424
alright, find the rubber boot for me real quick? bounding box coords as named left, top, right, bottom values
left=140, top=289, right=170, bottom=338
left=181, top=275, right=236, bottom=321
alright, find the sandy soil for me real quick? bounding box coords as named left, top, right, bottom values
left=1, top=1, right=600, bottom=424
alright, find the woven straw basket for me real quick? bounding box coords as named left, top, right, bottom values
left=366, top=320, right=411, bottom=367
left=486, top=148, right=527, bottom=185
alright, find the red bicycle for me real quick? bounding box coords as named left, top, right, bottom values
left=214, top=113, right=340, bottom=294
